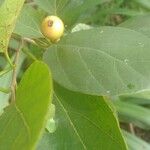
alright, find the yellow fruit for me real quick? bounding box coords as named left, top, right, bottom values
left=41, top=16, right=64, bottom=42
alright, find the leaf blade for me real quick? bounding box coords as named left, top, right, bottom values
left=0, top=0, right=25, bottom=53
left=44, top=27, right=150, bottom=96
left=38, top=83, right=127, bottom=150
left=14, top=5, right=44, bottom=38
left=0, top=61, right=53, bottom=149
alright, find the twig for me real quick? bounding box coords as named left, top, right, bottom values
left=23, top=37, right=37, bottom=46
left=10, top=39, right=23, bottom=102
left=5, top=50, right=14, bottom=67
left=129, top=123, right=135, bottom=135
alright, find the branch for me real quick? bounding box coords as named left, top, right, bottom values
left=23, top=37, right=37, bottom=46
left=129, top=123, right=135, bottom=135
left=10, top=39, right=23, bottom=102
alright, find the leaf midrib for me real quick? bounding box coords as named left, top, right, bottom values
left=54, top=93, right=87, bottom=150
left=57, top=43, right=146, bottom=79
left=54, top=93, right=125, bottom=150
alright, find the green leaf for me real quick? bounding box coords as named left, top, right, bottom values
left=120, top=91, right=150, bottom=105
left=0, top=104, right=31, bottom=149
left=114, top=100, right=150, bottom=130
left=119, top=15, right=150, bottom=38
left=34, top=0, right=110, bottom=27
left=0, top=0, right=25, bottom=53
left=37, top=83, right=127, bottom=150
left=14, top=5, right=44, bottom=38
left=122, top=130, right=150, bottom=150
left=0, top=61, right=53, bottom=149
left=44, top=27, right=150, bottom=96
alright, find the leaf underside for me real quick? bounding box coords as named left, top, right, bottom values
left=44, top=27, right=150, bottom=96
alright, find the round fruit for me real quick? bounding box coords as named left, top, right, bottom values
left=41, top=16, right=64, bottom=42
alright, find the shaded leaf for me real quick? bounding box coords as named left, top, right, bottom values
left=34, top=0, right=110, bottom=27
left=44, top=27, right=150, bottom=96
left=37, top=83, right=127, bottom=150
left=14, top=5, right=44, bottom=38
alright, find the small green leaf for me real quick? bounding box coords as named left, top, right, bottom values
left=0, top=0, right=25, bottom=53
left=37, top=83, right=127, bottom=150
left=0, top=61, right=53, bottom=149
